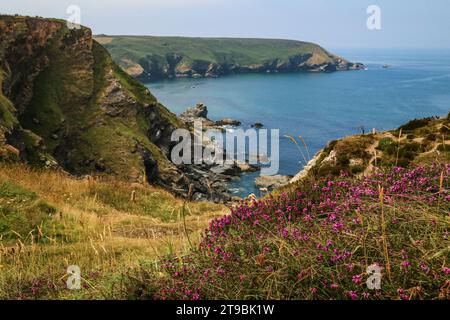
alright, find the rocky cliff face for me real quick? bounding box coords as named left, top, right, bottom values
left=133, top=54, right=364, bottom=82
left=0, top=16, right=230, bottom=202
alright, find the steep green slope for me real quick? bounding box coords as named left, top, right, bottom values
left=0, top=15, right=226, bottom=201
left=96, top=36, right=364, bottom=81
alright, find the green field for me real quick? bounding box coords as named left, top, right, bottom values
left=97, top=36, right=336, bottom=64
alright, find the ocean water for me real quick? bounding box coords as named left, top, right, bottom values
left=146, top=49, right=450, bottom=197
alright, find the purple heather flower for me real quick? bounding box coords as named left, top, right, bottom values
left=330, top=283, right=339, bottom=290
left=401, top=261, right=411, bottom=271
left=352, top=275, right=362, bottom=284
left=216, top=267, right=226, bottom=276
left=348, top=291, right=358, bottom=300
left=419, top=262, right=430, bottom=273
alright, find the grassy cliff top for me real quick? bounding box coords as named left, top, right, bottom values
left=95, top=35, right=343, bottom=65
left=0, top=163, right=227, bottom=299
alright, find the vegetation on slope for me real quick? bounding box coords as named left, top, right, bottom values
left=1, top=15, right=225, bottom=201
left=125, top=164, right=450, bottom=300
left=0, top=70, right=17, bottom=131
left=96, top=36, right=363, bottom=81
left=292, top=115, right=450, bottom=181
left=0, top=163, right=226, bottom=299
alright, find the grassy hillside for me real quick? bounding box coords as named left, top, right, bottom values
left=96, top=36, right=363, bottom=81
left=125, top=164, right=450, bottom=300
left=121, top=115, right=450, bottom=300
left=0, top=111, right=448, bottom=300
left=97, top=36, right=336, bottom=65
left=287, top=115, right=450, bottom=184
left=0, top=164, right=227, bottom=299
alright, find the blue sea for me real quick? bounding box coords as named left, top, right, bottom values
left=146, top=49, right=450, bottom=197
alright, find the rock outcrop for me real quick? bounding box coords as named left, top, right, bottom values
left=179, top=103, right=215, bottom=126
left=255, top=175, right=292, bottom=189
left=179, top=103, right=242, bottom=129
left=215, top=119, right=242, bottom=127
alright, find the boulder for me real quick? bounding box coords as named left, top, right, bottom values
left=179, top=103, right=217, bottom=126
left=235, top=160, right=260, bottom=173
left=255, top=175, right=292, bottom=189
left=179, top=103, right=208, bottom=120
left=215, top=118, right=242, bottom=126
left=251, top=123, right=264, bottom=129
left=210, top=160, right=259, bottom=176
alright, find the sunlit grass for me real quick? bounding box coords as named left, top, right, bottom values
left=0, top=163, right=227, bottom=299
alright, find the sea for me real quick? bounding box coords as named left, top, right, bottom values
left=146, top=49, right=450, bottom=197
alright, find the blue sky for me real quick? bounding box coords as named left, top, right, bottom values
left=2, top=0, right=450, bottom=49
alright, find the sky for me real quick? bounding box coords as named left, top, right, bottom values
left=1, top=0, right=450, bottom=49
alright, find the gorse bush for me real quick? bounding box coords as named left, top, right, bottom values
left=399, top=118, right=434, bottom=132
left=127, top=164, right=450, bottom=300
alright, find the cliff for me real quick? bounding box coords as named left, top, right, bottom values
left=0, top=15, right=229, bottom=202
left=95, top=36, right=364, bottom=82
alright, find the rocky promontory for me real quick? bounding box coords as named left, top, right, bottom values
left=96, top=36, right=365, bottom=82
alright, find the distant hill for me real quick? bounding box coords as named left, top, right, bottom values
left=95, top=36, right=364, bottom=82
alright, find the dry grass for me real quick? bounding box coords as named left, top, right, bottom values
left=0, top=163, right=228, bottom=299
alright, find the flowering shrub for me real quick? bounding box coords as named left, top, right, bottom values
left=128, top=164, right=450, bottom=300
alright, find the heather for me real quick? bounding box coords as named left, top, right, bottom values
left=127, top=164, right=450, bottom=300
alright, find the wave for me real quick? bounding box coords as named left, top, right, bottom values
left=401, top=73, right=450, bottom=84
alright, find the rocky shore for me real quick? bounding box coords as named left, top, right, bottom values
left=177, top=103, right=261, bottom=201
left=135, top=58, right=365, bottom=82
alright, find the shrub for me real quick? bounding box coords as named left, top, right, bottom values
left=426, top=133, right=437, bottom=142
left=437, top=144, right=449, bottom=152
left=126, top=164, right=450, bottom=300
left=399, top=118, right=432, bottom=131
left=398, top=142, right=423, bottom=160
left=377, top=138, right=395, bottom=153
